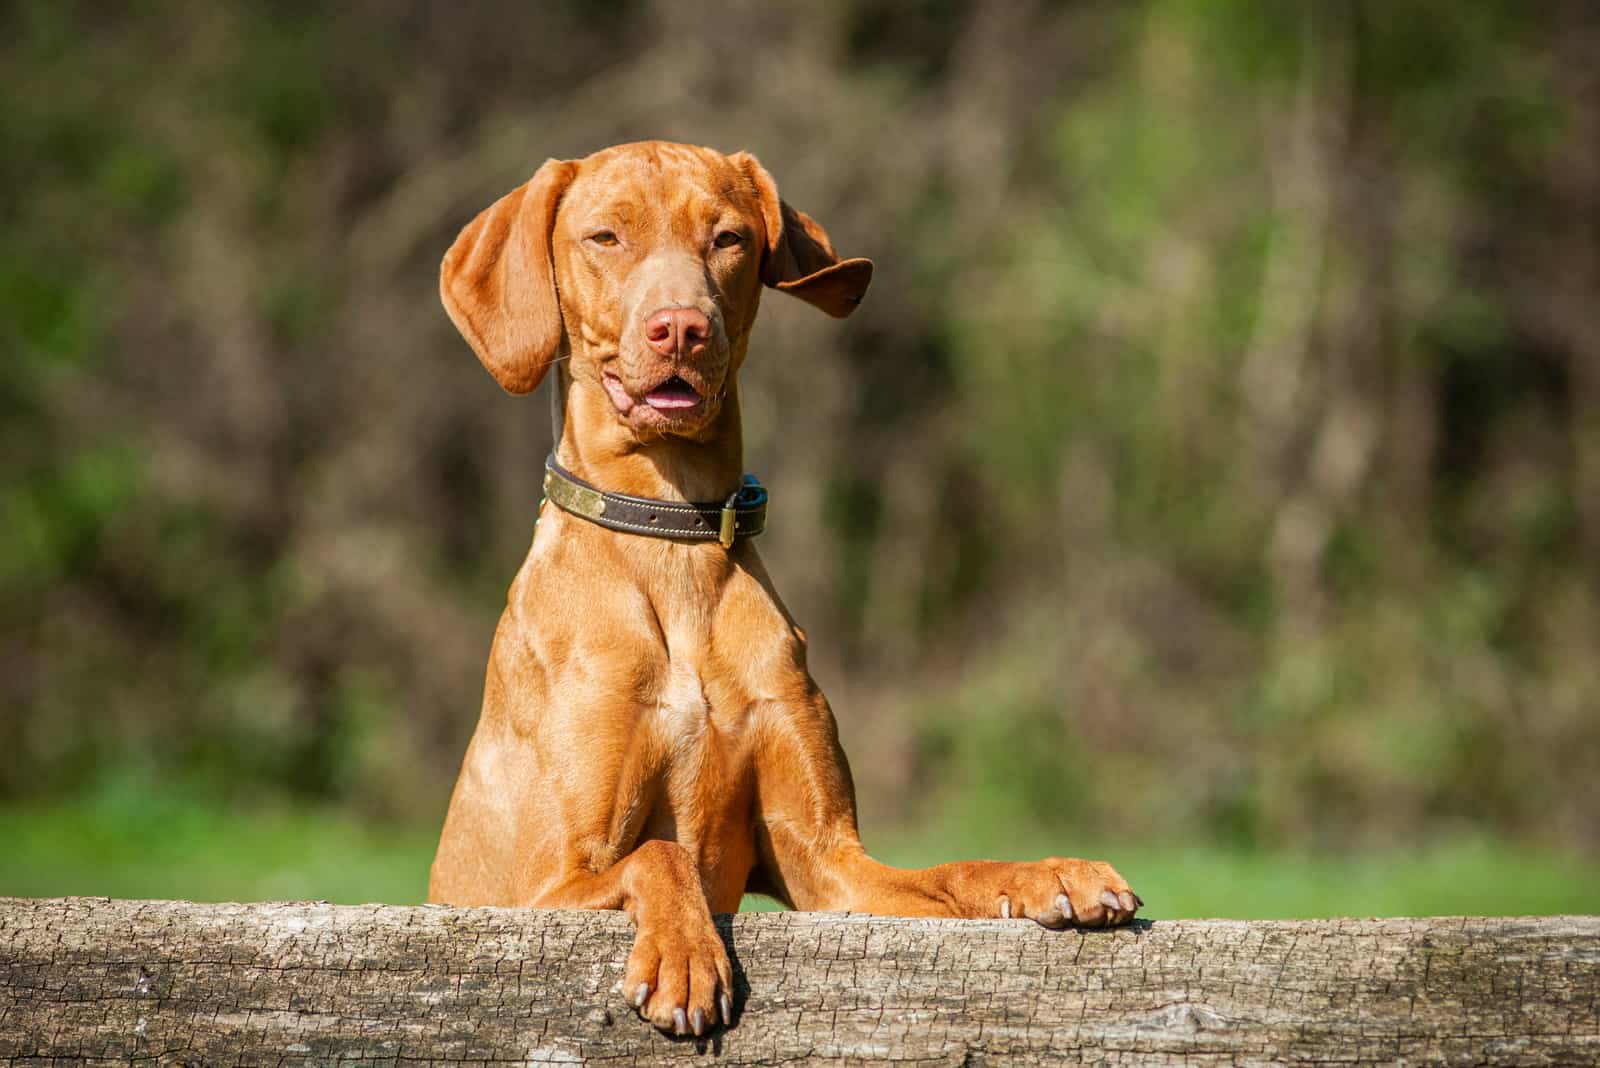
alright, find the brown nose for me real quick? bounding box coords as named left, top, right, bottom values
left=644, top=307, right=711, bottom=359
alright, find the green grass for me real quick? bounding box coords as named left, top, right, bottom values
left=4, top=784, right=1597, bottom=918
left=869, top=834, right=1600, bottom=919
left=0, top=784, right=437, bottom=905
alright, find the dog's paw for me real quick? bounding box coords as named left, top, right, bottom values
left=984, top=857, right=1142, bottom=929
left=624, top=915, right=734, bottom=1036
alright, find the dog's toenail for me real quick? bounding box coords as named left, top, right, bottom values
left=1056, top=893, right=1074, bottom=919
left=720, top=992, right=733, bottom=1024
left=999, top=896, right=1011, bottom=919
left=634, top=983, right=650, bottom=1008
left=1119, top=891, right=1136, bottom=912
left=673, top=1007, right=688, bottom=1034
left=692, top=1007, right=706, bottom=1035
left=1100, top=890, right=1121, bottom=912
left=1134, top=892, right=1145, bottom=908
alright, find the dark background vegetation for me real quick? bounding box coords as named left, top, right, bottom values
left=4, top=1, right=1597, bottom=911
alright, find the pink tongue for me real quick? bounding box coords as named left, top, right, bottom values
left=645, top=381, right=701, bottom=410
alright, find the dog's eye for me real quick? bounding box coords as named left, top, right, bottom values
left=588, top=231, right=620, bottom=247
left=713, top=230, right=744, bottom=249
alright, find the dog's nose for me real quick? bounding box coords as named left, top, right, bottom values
left=644, top=307, right=711, bottom=359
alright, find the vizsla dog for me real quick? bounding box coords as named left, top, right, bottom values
left=429, top=141, right=1141, bottom=1036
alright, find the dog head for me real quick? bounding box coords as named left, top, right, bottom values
left=440, top=141, right=872, bottom=438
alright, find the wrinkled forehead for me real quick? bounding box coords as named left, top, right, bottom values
left=560, top=143, right=759, bottom=233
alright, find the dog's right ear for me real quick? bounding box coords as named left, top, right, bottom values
left=440, top=158, right=577, bottom=395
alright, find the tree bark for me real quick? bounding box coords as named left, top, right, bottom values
left=2, top=898, right=1596, bottom=1066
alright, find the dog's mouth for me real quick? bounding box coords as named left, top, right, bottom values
left=642, top=375, right=702, bottom=410
left=602, top=370, right=715, bottom=425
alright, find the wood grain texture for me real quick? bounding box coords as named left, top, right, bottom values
left=2, top=898, right=1596, bottom=1066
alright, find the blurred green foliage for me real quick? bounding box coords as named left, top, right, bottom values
left=2, top=1, right=1597, bottom=899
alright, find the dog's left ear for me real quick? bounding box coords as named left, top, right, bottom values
left=735, top=153, right=873, bottom=318
left=440, top=158, right=578, bottom=394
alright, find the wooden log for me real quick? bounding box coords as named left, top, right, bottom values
left=2, top=897, right=1596, bottom=1066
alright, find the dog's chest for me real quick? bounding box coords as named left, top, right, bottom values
left=643, top=645, right=757, bottom=909
left=654, top=656, right=713, bottom=737
left=649, top=603, right=756, bottom=747
left=648, top=630, right=749, bottom=756
left=643, top=567, right=748, bottom=742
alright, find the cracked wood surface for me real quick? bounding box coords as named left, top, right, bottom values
left=2, top=899, right=1597, bottom=1066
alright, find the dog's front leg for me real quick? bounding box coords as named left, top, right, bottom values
left=529, top=839, right=733, bottom=1035
left=751, top=695, right=1142, bottom=927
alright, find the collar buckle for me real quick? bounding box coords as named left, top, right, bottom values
left=719, top=493, right=739, bottom=548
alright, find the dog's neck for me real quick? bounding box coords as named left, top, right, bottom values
left=553, top=369, right=746, bottom=504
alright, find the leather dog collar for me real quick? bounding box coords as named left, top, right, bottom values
left=542, top=455, right=768, bottom=547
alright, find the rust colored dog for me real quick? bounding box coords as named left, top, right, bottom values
left=429, top=141, right=1141, bottom=1036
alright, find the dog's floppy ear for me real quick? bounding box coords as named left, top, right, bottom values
left=736, top=153, right=872, bottom=319
left=440, top=158, right=577, bottom=394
